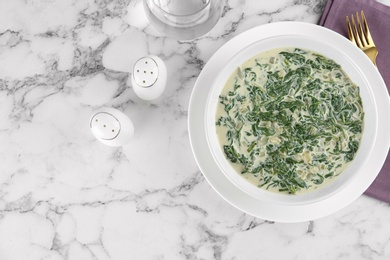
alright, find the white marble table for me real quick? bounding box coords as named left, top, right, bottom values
left=0, top=0, right=389, bottom=259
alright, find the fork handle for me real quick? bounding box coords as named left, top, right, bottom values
left=364, top=48, right=378, bottom=66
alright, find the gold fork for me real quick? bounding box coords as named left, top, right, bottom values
left=346, top=10, right=378, bottom=66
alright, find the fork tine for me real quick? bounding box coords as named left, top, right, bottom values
left=350, top=14, right=363, bottom=48
left=361, top=10, right=374, bottom=46
left=356, top=12, right=368, bottom=47
left=346, top=16, right=356, bottom=45
left=345, top=10, right=378, bottom=66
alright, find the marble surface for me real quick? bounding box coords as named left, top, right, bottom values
left=0, top=0, right=389, bottom=259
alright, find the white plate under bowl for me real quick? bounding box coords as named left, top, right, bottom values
left=188, top=22, right=390, bottom=222
left=205, top=35, right=377, bottom=206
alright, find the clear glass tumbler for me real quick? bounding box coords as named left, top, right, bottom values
left=143, top=0, right=223, bottom=40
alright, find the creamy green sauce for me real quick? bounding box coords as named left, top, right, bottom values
left=215, top=48, right=364, bottom=194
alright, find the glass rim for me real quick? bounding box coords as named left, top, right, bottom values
left=146, top=0, right=212, bottom=18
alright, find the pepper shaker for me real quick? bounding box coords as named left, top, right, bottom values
left=90, top=107, right=134, bottom=147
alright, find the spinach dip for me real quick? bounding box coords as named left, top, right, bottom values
left=215, top=48, right=364, bottom=194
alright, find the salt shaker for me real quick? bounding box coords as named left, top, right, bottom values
left=131, top=55, right=167, bottom=101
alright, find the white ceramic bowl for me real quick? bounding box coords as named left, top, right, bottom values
left=205, top=35, right=377, bottom=206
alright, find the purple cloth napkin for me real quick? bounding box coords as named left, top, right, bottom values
left=319, top=0, right=390, bottom=203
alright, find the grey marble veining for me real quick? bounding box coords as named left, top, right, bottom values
left=0, top=0, right=389, bottom=259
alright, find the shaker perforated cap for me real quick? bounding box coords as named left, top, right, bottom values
left=133, top=57, right=159, bottom=88
left=90, top=112, right=121, bottom=140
